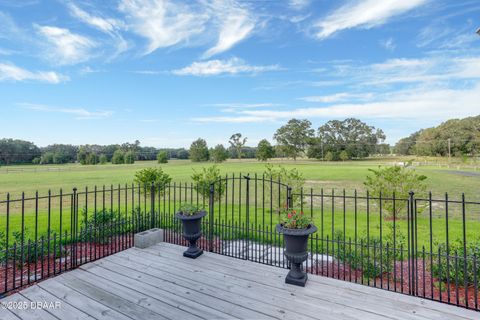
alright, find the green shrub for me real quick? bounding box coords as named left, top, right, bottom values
left=178, top=203, right=204, bottom=216
left=111, top=150, right=125, bottom=164
left=431, top=238, right=480, bottom=286
left=124, top=151, right=135, bottom=164
left=192, top=165, right=225, bottom=201
left=99, top=154, right=108, bottom=164
left=364, top=162, right=427, bottom=219
left=134, top=167, right=172, bottom=194
left=333, top=225, right=407, bottom=279
left=263, top=164, right=305, bottom=210
left=157, top=151, right=169, bottom=163
left=81, top=208, right=121, bottom=244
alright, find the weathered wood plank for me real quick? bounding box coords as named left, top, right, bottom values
left=19, top=285, right=95, bottom=320
left=155, top=243, right=480, bottom=320
left=37, top=278, right=132, bottom=320
left=0, top=308, right=22, bottom=320
left=0, top=293, right=58, bottom=320
left=120, top=249, right=386, bottom=320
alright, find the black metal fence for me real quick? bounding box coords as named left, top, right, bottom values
left=1, top=175, right=479, bottom=312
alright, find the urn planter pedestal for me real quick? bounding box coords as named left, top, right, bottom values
left=175, top=211, right=207, bottom=259
left=276, top=224, right=317, bottom=287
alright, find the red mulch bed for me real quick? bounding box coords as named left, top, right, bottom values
left=306, top=258, right=479, bottom=309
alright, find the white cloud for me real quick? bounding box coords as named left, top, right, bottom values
left=36, top=25, right=96, bottom=65
left=299, top=93, right=373, bottom=103
left=289, top=0, right=310, bottom=10
left=172, top=57, right=280, bottom=76
left=119, top=0, right=208, bottom=55
left=0, top=62, right=68, bottom=83
left=380, top=37, right=396, bottom=51
left=67, top=3, right=124, bottom=34
left=202, top=0, right=255, bottom=58
left=313, top=0, right=427, bottom=39
left=20, top=103, right=112, bottom=119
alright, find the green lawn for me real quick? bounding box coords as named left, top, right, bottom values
left=0, top=158, right=478, bottom=251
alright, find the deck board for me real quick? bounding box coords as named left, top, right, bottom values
left=1, top=242, right=479, bottom=320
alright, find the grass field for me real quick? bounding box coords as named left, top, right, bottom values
left=0, top=157, right=478, bottom=249
left=0, top=157, right=479, bottom=200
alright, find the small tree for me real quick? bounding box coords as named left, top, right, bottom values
left=339, top=150, right=349, bottom=161
left=124, top=151, right=135, bottom=164
left=191, top=166, right=225, bottom=201
left=324, top=151, right=334, bottom=161
left=157, top=151, right=169, bottom=164
left=99, top=154, right=108, bottom=164
left=263, top=164, right=305, bottom=210
left=364, top=162, right=428, bottom=219
left=111, top=150, right=125, bottom=164
left=87, top=153, right=99, bottom=165
left=210, top=144, right=228, bottom=163
left=229, top=133, right=247, bottom=160
left=134, top=167, right=172, bottom=194
left=256, top=139, right=275, bottom=161
left=190, top=138, right=209, bottom=162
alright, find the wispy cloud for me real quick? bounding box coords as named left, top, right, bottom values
left=288, top=0, right=310, bottom=10
left=202, top=0, right=255, bottom=58
left=20, top=103, right=112, bottom=119
left=299, top=93, right=373, bottom=103
left=380, top=37, right=396, bottom=51
left=0, top=62, right=68, bottom=83
left=35, top=25, right=97, bottom=65
left=172, top=57, right=280, bottom=76
left=313, top=0, right=427, bottom=39
left=118, top=0, right=208, bottom=55
left=67, top=2, right=128, bottom=56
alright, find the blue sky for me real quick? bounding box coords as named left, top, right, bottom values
left=0, top=0, right=479, bottom=148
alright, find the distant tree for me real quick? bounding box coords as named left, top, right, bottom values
left=32, top=157, right=41, bottom=165
left=324, top=151, right=334, bottom=161
left=274, top=119, right=314, bottom=160
left=42, top=144, right=78, bottom=163
left=0, top=139, right=41, bottom=165
left=157, top=151, right=169, bottom=164
left=86, top=153, right=99, bottom=165
left=364, top=162, right=427, bottom=219
left=41, top=152, right=55, bottom=164
left=229, top=133, right=247, bottom=160
left=177, top=149, right=190, bottom=159
left=124, top=151, right=135, bottom=164
left=256, top=139, right=275, bottom=161
left=394, top=131, right=421, bottom=155
left=99, top=154, right=108, bottom=164
left=316, top=118, right=386, bottom=160
left=339, top=150, right=349, bottom=161
left=211, top=144, right=229, bottom=163
left=189, top=138, right=209, bottom=162
left=112, top=150, right=125, bottom=164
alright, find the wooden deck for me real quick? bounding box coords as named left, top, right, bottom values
left=1, top=242, right=478, bottom=320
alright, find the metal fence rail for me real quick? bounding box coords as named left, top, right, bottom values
left=1, top=175, right=479, bottom=312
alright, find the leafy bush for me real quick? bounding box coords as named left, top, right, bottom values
left=333, top=225, right=407, bottom=279
left=81, top=208, right=121, bottom=244
left=157, top=151, right=169, bottom=163
left=364, top=162, right=427, bottom=219
left=99, top=154, right=108, bottom=164
left=111, top=150, right=125, bottom=164
left=191, top=165, right=225, bottom=201
left=124, top=151, right=135, bottom=164
left=134, top=168, right=172, bottom=194
left=263, top=164, right=305, bottom=210
left=431, top=238, right=480, bottom=286
left=210, top=144, right=228, bottom=163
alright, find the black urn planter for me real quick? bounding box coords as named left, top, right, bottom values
left=276, top=223, right=317, bottom=287
left=175, top=210, right=207, bottom=259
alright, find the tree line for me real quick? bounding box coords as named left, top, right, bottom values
left=394, top=115, right=480, bottom=157
left=0, top=117, right=391, bottom=165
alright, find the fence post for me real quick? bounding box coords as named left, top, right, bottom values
left=209, top=183, right=214, bottom=252
left=150, top=182, right=155, bottom=229
left=408, top=191, right=416, bottom=296
left=287, top=186, right=292, bottom=209
left=244, top=175, right=250, bottom=260
left=72, top=187, right=77, bottom=267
